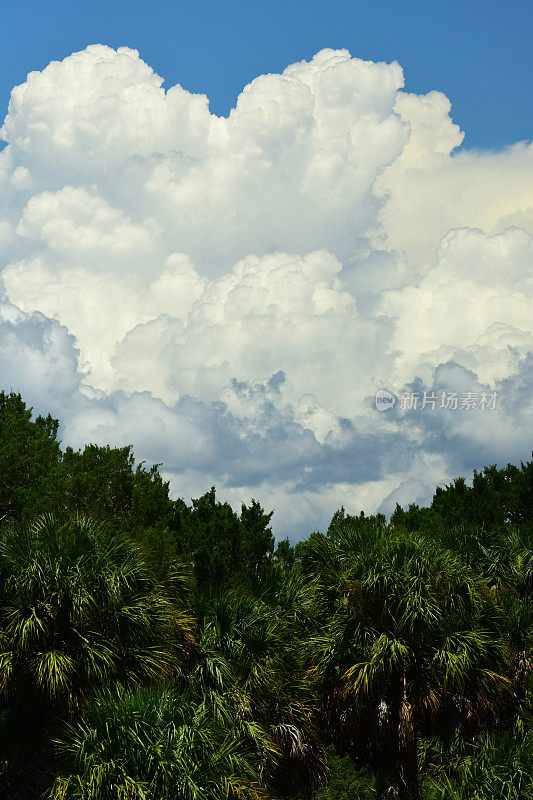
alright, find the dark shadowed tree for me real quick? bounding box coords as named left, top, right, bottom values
left=0, top=516, right=191, bottom=797
left=58, top=444, right=174, bottom=531
left=303, top=520, right=508, bottom=800
left=0, top=391, right=61, bottom=522
left=172, top=487, right=274, bottom=587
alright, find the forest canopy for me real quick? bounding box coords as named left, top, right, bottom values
left=0, top=390, right=531, bottom=799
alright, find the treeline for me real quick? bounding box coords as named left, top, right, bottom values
left=0, top=390, right=531, bottom=799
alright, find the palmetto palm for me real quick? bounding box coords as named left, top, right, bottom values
left=50, top=688, right=267, bottom=800
left=305, top=522, right=508, bottom=800
left=0, top=515, right=191, bottom=795
left=437, top=523, right=533, bottom=715
left=192, top=585, right=329, bottom=796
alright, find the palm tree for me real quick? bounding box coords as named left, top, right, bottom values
left=0, top=515, right=192, bottom=796
left=50, top=687, right=267, bottom=800
left=304, top=521, right=509, bottom=800
left=190, top=585, right=329, bottom=796
left=437, top=522, right=533, bottom=727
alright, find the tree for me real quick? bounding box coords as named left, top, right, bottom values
left=240, top=499, right=275, bottom=579
left=391, top=456, right=533, bottom=534
left=58, top=444, right=174, bottom=531
left=305, top=521, right=508, bottom=800
left=191, top=585, right=328, bottom=797
left=0, top=389, right=530, bottom=798
left=0, top=516, right=191, bottom=797
left=273, top=538, right=295, bottom=570
left=173, top=488, right=274, bottom=587
left=0, top=392, right=178, bottom=532
left=0, top=391, right=61, bottom=522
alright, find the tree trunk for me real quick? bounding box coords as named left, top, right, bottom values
left=397, top=674, right=420, bottom=800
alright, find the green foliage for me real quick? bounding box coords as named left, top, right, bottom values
left=51, top=688, right=267, bottom=800
left=0, top=515, right=188, bottom=699
left=58, top=444, right=174, bottom=531
left=0, top=391, right=61, bottom=521
left=240, top=499, right=275, bottom=578
left=0, top=393, right=176, bottom=533
left=273, top=538, right=296, bottom=569
left=0, top=390, right=531, bottom=799
left=309, top=750, right=377, bottom=800
left=391, top=457, right=533, bottom=533
left=301, top=519, right=512, bottom=798
left=421, top=731, right=533, bottom=799
left=0, top=515, right=191, bottom=795
left=173, top=487, right=274, bottom=586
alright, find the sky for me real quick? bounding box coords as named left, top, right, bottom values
left=1, top=0, right=532, bottom=150
left=0, top=1, right=532, bottom=538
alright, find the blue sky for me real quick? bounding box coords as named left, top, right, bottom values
left=1, top=0, right=531, bottom=150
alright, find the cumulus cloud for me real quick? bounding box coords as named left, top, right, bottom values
left=378, top=226, right=533, bottom=387
left=0, top=45, right=531, bottom=536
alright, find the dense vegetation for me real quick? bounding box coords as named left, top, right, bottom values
left=0, top=390, right=531, bottom=799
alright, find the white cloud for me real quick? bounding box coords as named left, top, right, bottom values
left=376, top=94, right=533, bottom=270
left=378, top=226, right=533, bottom=387
left=0, top=45, right=531, bottom=536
